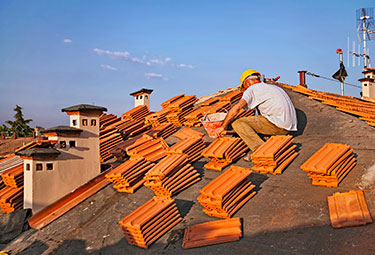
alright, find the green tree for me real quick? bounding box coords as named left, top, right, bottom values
left=5, top=105, right=33, bottom=137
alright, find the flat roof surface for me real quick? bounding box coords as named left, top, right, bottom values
left=4, top=87, right=375, bottom=254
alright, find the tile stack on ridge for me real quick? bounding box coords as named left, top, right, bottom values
left=285, top=84, right=375, bottom=127
left=166, top=107, right=194, bottom=126
left=183, top=107, right=210, bottom=127
left=109, top=124, right=177, bottom=161
left=202, top=137, right=248, bottom=171
left=143, top=123, right=177, bottom=139
left=105, top=158, right=155, bottom=193
left=126, top=137, right=169, bottom=162
left=198, top=96, right=220, bottom=107
left=219, top=90, right=243, bottom=103
left=121, top=105, right=152, bottom=121
left=99, top=130, right=123, bottom=162
left=0, top=163, right=24, bottom=213
left=174, top=127, right=204, bottom=140
left=300, top=143, right=356, bottom=187
left=119, top=196, right=182, bottom=249
left=182, top=218, right=242, bottom=249
left=144, top=154, right=201, bottom=197
left=166, top=138, right=206, bottom=162
left=328, top=190, right=372, bottom=228
left=198, top=166, right=256, bottom=218
left=1, top=163, right=24, bottom=188
left=251, top=135, right=298, bottom=175
left=146, top=94, right=198, bottom=127
left=99, top=113, right=121, bottom=129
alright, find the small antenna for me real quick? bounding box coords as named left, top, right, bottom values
left=355, top=7, right=375, bottom=68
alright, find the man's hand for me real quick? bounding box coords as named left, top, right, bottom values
left=213, top=126, right=225, bottom=138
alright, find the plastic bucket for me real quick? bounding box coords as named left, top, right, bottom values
left=200, top=112, right=227, bottom=138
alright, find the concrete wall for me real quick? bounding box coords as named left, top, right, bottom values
left=24, top=112, right=101, bottom=214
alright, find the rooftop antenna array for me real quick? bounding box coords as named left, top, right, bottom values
left=350, top=8, right=375, bottom=69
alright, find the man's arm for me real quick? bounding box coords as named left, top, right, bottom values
left=213, top=99, right=247, bottom=137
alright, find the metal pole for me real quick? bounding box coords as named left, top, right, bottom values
left=363, top=17, right=368, bottom=68
left=339, top=52, right=344, bottom=95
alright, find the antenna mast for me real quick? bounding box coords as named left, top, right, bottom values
left=355, top=8, right=374, bottom=69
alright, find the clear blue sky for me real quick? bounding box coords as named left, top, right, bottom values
left=0, top=0, right=373, bottom=128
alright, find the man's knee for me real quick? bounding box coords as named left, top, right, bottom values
left=232, top=118, right=245, bottom=131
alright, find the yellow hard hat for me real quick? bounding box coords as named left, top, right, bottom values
left=240, top=69, right=260, bottom=89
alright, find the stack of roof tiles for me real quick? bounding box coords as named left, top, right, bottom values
left=119, top=196, right=182, bottom=249
left=236, top=108, right=255, bottom=118
left=219, top=90, right=243, bottom=103
left=166, top=138, right=206, bottom=162
left=144, top=154, right=201, bottom=197
left=99, top=113, right=121, bottom=129
left=173, top=127, right=204, bottom=140
left=0, top=162, right=24, bottom=213
left=126, top=136, right=169, bottom=162
left=105, top=158, right=155, bottom=193
left=289, top=84, right=375, bottom=127
left=99, top=130, right=123, bottom=162
left=183, top=107, right=210, bottom=127
left=182, top=218, right=242, bottom=249
left=144, top=108, right=171, bottom=127
left=328, top=190, right=372, bottom=228
left=251, top=135, right=298, bottom=175
left=109, top=124, right=177, bottom=161
left=300, top=143, right=356, bottom=187
left=143, top=123, right=177, bottom=139
left=202, top=137, right=248, bottom=171
left=1, top=163, right=24, bottom=188
left=146, top=94, right=198, bottom=127
left=198, top=96, right=220, bottom=107
left=165, top=107, right=194, bottom=126
left=121, top=105, right=152, bottom=121
left=198, top=166, right=256, bottom=218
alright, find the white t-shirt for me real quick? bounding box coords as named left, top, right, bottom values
left=241, top=82, right=297, bottom=131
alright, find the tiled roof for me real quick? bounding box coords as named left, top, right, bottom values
left=61, top=104, right=107, bottom=112
left=15, top=148, right=60, bottom=157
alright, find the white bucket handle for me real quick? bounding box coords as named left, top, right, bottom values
left=202, top=108, right=228, bottom=122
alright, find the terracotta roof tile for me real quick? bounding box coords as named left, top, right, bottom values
left=301, top=143, right=356, bottom=187
left=0, top=185, right=23, bottom=213
left=119, top=196, right=182, bottom=249
left=182, top=218, right=242, bottom=249
left=174, top=127, right=204, bottom=140
left=166, top=138, right=206, bottom=162
left=328, top=190, right=372, bottom=228
left=198, top=166, right=256, bottom=218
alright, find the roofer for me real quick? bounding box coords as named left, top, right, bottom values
left=214, top=69, right=298, bottom=161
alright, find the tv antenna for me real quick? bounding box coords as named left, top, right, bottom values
left=350, top=8, right=375, bottom=69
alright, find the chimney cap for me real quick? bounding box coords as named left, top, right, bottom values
left=130, top=88, right=153, bottom=96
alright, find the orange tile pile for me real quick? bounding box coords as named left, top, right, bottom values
left=173, top=127, right=204, bottom=140
left=328, top=190, right=372, bottom=228
left=119, top=196, right=182, bottom=249
left=99, top=130, right=123, bottom=162
left=145, top=108, right=172, bottom=127
left=144, top=123, right=177, bottom=139
left=300, top=143, right=356, bottom=187
left=165, top=107, right=194, bottom=126
left=289, top=84, right=375, bottom=127
left=237, top=108, right=255, bottom=118
left=144, top=154, right=201, bottom=197
left=182, top=218, right=242, bottom=249
left=219, top=90, right=243, bottom=103
left=126, top=136, right=169, bottom=162
left=121, top=105, right=152, bottom=121
left=251, top=135, right=298, bottom=175
left=161, top=94, right=184, bottom=109
left=1, top=163, right=24, bottom=188
left=198, top=96, right=220, bottom=107
left=198, top=166, right=256, bottom=218
left=99, top=113, right=121, bottom=129
left=183, top=107, right=210, bottom=127
left=0, top=185, right=23, bottom=213
left=105, top=158, right=155, bottom=193
left=0, top=163, right=24, bottom=213
left=202, top=137, right=248, bottom=171
left=146, top=95, right=198, bottom=127
left=166, top=138, right=206, bottom=162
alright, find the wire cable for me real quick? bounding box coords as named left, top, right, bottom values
left=306, top=72, right=362, bottom=89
